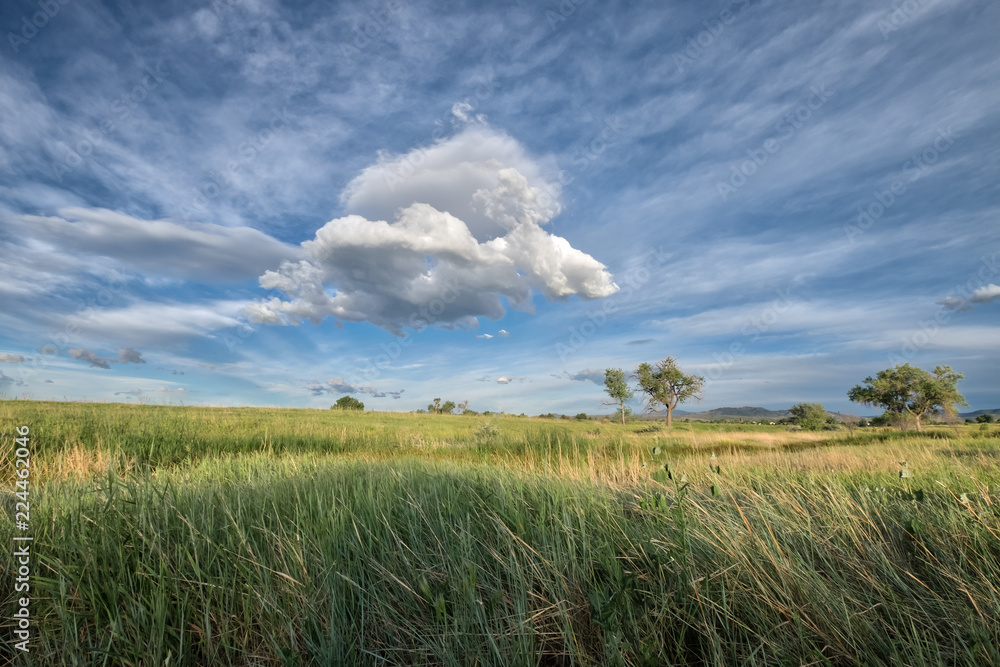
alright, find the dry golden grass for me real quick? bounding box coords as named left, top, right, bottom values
left=42, top=442, right=116, bottom=481
left=669, top=429, right=843, bottom=450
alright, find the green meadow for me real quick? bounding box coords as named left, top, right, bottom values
left=2, top=401, right=999, bottom=666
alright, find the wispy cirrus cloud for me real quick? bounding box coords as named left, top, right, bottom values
left=5, top=208, right=301, bottom=283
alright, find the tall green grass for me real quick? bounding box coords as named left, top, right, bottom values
left=1, top=401, right=998, bottom=665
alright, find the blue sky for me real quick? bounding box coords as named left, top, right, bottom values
left=1, top=0, right=998, bottom=415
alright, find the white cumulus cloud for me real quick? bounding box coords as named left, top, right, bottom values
left=247, top=124, right=618, bottom=334
left=340, top=123, right=559, bottom=242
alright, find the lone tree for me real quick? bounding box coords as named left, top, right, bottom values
left=603, top=368, right=633, bottom=425
left=847, top=364, right=967, bottom=431
left=789, top=403, right=828, bottom=431
left=333, top=395, right=365, bottom=410
left=635, top=357, right=705, bottom=427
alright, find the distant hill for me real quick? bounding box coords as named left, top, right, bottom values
left=959, top=409, right=1000, bottom=419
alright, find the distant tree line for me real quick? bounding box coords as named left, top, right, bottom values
left=333, top=361, right=973, bottom=433
left=595, top=357, right=968, bottom=432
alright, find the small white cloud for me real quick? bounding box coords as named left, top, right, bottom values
left=496, top=376, right=511, bottom=384
left=476, top=333, right=493, bottom=339
left=0, top=354, right=25, bottom=363
left=498, top=329, right=509, bottom=337
left=971, top=283, right=1000, bottom=304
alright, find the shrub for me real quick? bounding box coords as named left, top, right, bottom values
left=333, top=396, right=365, bottom=410
left=474, top=420, right=500, bottom=441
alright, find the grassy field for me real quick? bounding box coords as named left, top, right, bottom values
left=2, top=400, right=999, bottom=666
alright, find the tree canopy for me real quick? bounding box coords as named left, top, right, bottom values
left=602, top=368, right=633, bottom=425
left=847, top=364, right=966, bottom=431
left=789, top=403, right=827, bottom=431
left=332, top=395, right=365, bottom=410
left=635, top=357, right=704, bottom=427
left=427, top=398, right=457, bottom=414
